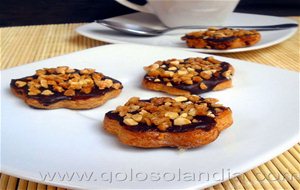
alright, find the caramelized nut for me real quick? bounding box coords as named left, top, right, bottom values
left=223, top=70, right=232, bottom=79
left=64, top=89, right=75, bottom=96
left=177, top=70, right=188, bottom=75
left=129, top=105, right=140, bottom=112
left=66, top=68, right=75, bottom=73
left=41, top=90, right=54, bottom=96
left=145, top=63, right=159, bottom=71
left=92, top=73, right=103, bottom=80
left=188, top=108, right=197, bottom=116
left=174, top=117, right=191, bottom=126
left=28, top=87, right=41, bottom=95
left=168, top=66, right=177, bottom=71
left=15, top=81, right=27, bottom=88
left=95, top=80, right=107, bottom=89
left=165, top=112, right=179, bottom=119
left=166, top=82, right=173, bottom=87
left=164, top=71, right=174, bottom=77
left=157, top=123, right=170, bottom=131
left=200, top=70, right=212, bottom=79
left=174, top=96, right=188, bottom=102
left=183, top=79, right=193, bottom=85
left=80, top=68, right=95, bottom=75
left=188, top=95, right=200, bottom=102
left=132, top=114, right=143, bottom=122
left=56, top=66, right=68, bottom=74
left=112, top=83, right=121, bottom=89
left=205, top=98, right=218, bottom=104
left=170, top=60, right=180, bottom=65
left=40, top=79, right=48, bottom=88
left=81, top=86, right=92, bottom=94
left=36, top=69, right=46, bottom=76
left=207, top=111, right=215, bottom=118
left=187, top=67, right=195, bottom=72
left=180, top=113, right=188, bottom=118
left=53, top=85, right=64, bottom=92
left=124, top=118, right=138, bottom=126
left=104, top=79, right=113, bottom=88
left=200, top=82, right=208, bottom=90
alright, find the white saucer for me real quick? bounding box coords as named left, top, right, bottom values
left=76, top=12, right=298, bottom=53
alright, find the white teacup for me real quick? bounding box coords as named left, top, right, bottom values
left=116, top=0, right=240, bottom=27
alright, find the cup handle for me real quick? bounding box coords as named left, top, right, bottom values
left=115, top=0, right=153, bottom=13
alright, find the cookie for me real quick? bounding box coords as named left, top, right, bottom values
left=10, top=66, right=123, bottom=109
left=142, top=57, right=234, bottom=96
left=181, top=27, right=261, bottom=50
left=104, top=95, right=233, bottom=149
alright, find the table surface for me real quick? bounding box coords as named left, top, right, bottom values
left=1, top=18, right=299, bottom=190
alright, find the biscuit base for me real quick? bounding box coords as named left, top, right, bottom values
left=103, top=109, right=232, bottom=149
left=11, top=88, right=122, bottom=110
left=184, top=34, right=261, bottom=50
left=142, top=79, right=232, bottom=96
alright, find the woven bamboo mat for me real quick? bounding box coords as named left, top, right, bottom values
left=1, top=18, right=299, bottom=189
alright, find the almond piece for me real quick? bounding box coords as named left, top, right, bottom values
left=174, top=117, right=191, bottom=126
left=124, top=118, right=138, bottom=126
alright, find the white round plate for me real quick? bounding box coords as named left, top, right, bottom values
left=1, top=44, right=299, bottom=189
left=76, top=12, right=298, bottom=53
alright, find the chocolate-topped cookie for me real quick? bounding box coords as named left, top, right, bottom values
left=104, top=95, right=233, bottom=149
left=182, top=27, right=261, bottom=50
left=142, top=57, right=234, bottom=95
left=10, top=66, right=123, bottom=109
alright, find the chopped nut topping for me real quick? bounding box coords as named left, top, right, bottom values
left=183, top=28, right=259, bottom=40
left=112, top=95, right=228, bottom=131
left=13, top=66, right=122, bottom=96
left=144, top=57, right=233, bottom=90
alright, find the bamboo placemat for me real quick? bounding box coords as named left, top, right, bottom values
left=1, top=18, right=299, bottom=190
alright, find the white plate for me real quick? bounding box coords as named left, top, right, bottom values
left=76, top=12, right=298, bottom=53
left=1, top=44, right=299, bottom=189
